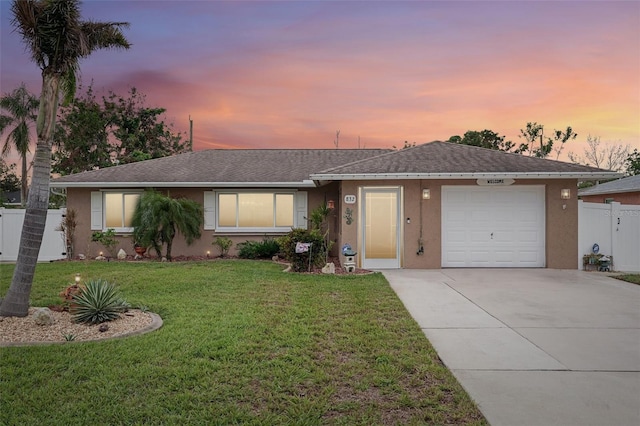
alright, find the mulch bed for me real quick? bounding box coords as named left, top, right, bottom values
left=63, top=255, right=373, bottom=275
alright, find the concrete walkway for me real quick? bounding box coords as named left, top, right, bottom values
left=383, top=269, right=640, bottom=426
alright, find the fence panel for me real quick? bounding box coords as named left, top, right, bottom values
left=615, top=205, right=640, bottom=272
left=578, top=201, right=640, bottom=272
left=0, top=208, right=67, bottom=262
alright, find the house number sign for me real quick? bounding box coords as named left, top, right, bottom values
left=344, top=195, right=356, bottom=204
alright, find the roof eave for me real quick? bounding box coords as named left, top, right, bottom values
left=50, top=180, right=318, bottom=189
left=579, top=188, right=640, bottom=196
left=309, top=172, right=623, bottom=181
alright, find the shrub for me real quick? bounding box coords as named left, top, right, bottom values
left=212, top=236, right=233, bottom=257
left=237, top=237, right=280, bottom=259
left=277, top=228, right=325, bottom=272
left=91, top=229, right=118, bottom=258
left=71, top=279, right=129, bottom=325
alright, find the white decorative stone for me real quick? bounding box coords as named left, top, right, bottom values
left=117, top=249, right=127, bottom=260
left=33, top=308, right=54, bottom=326
left=322, top=262, right=336, bottom=274
left=161, top=257, right=167, bottom=262
left=78, top=254, right=86, bottom=260
left=134, top=254, right=142, bottom=260
left=95, top=255, right=106, bottom=261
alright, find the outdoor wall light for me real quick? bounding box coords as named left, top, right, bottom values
left=422, top=189, right=431, bottom=200
left=561, top=189, right=571, bottom=199
left=327, top=199, right=335, bottom=209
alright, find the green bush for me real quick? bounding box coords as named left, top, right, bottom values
left=237, top=237, right=280, bottom=259
left=277, top=228, right=325, bottom=272
left=72, top=279, right=129, bottom=325
left=212, top=236, right=233, bottom=257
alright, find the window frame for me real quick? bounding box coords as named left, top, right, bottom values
left=215, top=190, right=297, bottom=233
left=101, top=190, right=142, bottom=233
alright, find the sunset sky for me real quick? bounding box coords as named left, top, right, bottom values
left=1, top=0, right=639, bottom=167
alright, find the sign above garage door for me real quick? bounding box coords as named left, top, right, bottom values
left=441, top=186, right=546, bottom=268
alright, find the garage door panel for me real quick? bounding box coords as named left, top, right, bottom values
left=518, top=230, right=540, bottom=243
left=470, top=251, right=491, bottom=266
left=442, top=186, right=545, bottom=268
left=494, top=230, right=514, bottom=242
left=446, top=230, right=467, bottom=243
left=470, top=231, right=490, bottom=243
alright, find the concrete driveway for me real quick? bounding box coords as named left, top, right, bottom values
left=382, top=269, right=640, bottom=426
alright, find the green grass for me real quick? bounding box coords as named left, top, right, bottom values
left=613, top=273, right=640, bottom=285
left=0, top=260, right=486, bottom=425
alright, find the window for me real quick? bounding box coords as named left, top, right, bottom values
left=91, top=191, right=140, bottom=232
left=203, top=191, right=306, bottom=232
left=218, top=192, right=294, bottom=230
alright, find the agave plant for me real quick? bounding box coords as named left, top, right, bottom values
left=71, top=279, right=128, bottom=325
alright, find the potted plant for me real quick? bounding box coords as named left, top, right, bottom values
left=133, top=241, right=147, bottom=256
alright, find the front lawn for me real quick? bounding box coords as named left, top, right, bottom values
left=614, top=273, right=640, bottom=285
left=0, top=260, right=486, bottom=425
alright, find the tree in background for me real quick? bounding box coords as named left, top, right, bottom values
left=52, top=85, right=188, bottom=176
left=447, top=129, right=515, bottom=151
left=567, top=135, right=631, bottom=172
left=624, top=149, right=639, bottom=176
left=52, top=84, right=112, bottom=175
left=0, top=159, right=20, bottom=192
left=105, top=87, right=188, bottom=165
left=0, top=83, right=39, bottom=206
left=0, top=0, right=130, bottom=318
left=131, top=191, right=203, bottom=261
left=1, top=159, right=21, bottom=205
left=515, top=122, right=577, bottom=159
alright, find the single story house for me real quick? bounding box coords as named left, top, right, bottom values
left=50, top=141, right=620, bottom=269
left=578, top=174, right=640, bottom=205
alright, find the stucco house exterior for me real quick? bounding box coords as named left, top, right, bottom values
left=50, top=141, right=620, bottom=269
left=578, top=174, right=640, bottom=205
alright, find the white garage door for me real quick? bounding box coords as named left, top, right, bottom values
left=442, top=186, right=545, bottom=267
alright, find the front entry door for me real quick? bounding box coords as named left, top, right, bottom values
left=361, top=187, right=402, bottom=269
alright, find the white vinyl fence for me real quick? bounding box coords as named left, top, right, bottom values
left=0, top=208, right=67, bottom=262
left=578, top=201, right=640, bottom=272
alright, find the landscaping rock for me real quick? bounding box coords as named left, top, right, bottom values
left=78, top=254, right=86, bottom=260
left=322, top=262, right=336, bottom=274
left=33, top=308, right=54, bottom=326
left=117, top=249, right=127, bottom=260
left=95, top=255, right=106, bottom=261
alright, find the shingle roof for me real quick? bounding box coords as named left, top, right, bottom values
left=52, top=142, right=621, bottom=188
left=51, top=149, right=392, bottom=188
left=578, top=175, right=640, bottom=196
left=311, top=141, right=621, bottom=179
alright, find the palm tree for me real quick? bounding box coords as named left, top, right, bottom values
left=0, top=0, right=130, bottom=317
left=0, top=83, right=39, bottom=207
left=132, top=191, right=204, bottom=261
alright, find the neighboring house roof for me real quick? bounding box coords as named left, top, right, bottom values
left=578, top=175, right=640, bottom=196
left=311, top=141, right=621, bottom=181
left=51, top=149, right=392, bottom=188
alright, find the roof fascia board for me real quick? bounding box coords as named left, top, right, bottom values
left=309, top=172, right=622, bottom=180
left=579, top=188, right=640, bottom=196
left=50, top=180, right=317, bottom=189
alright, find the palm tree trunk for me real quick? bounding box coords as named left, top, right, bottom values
left=20, top=153, right=28, bottom=207
left=0, top=73, right=58, bottom=317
